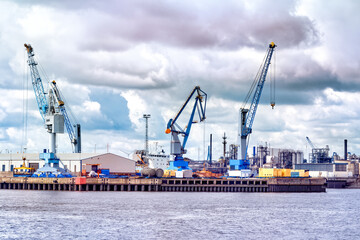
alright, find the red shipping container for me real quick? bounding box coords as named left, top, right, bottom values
left=75, top=177, right=87, bottom=185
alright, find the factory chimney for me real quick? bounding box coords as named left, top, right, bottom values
left=344, top=139, right=348, bottom=160
left=222, top=133, right=227, bottom=158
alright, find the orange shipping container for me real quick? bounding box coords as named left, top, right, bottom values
left=281, top=169, right=291, bottom=177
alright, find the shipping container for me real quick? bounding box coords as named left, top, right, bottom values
left=334, top=171, right=353, bottom=178
left=163, top=169, right=177, bottom=178
left=228, top=169, right=251, bottom=178
left=298, top=170, right=310, bottom=177
left=259, top=168, right=310, bottom=178
left=258, top=168, right=281, bottom=178
left=309, top=171, right=329, bottom=178
left=175, top=170, right=192, bottom=178
left=100, top=169, right=110, bottom=175
left=281, top=169, right=291, bottom=177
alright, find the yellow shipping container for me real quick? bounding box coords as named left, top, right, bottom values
left=259, top=168, right=271, bottom=177
left=259, top=168, right=281, bottom=178
left=299, top=170, right=310, bottom=177
left=259, top=168, right=297, bottom=178
left=163, top=170, right=176, bottom=178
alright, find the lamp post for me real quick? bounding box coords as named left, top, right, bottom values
left=143, top=114, right=151, bottom=155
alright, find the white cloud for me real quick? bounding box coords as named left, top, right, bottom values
left=0, top=0, right=359, bottom=161
left=120, top=90, right=148, bottom=131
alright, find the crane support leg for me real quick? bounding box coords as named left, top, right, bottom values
left=75, top=124, right=81, bottom=153
left=50, top=133, right=56, bottom=154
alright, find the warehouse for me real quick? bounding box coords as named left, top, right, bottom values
left=82, top=153, right=135, bottom=175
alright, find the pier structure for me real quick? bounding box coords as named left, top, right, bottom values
left=0, top=177, right=326, bottom=192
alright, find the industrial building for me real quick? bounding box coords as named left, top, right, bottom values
left=0, top=153, right=135, bottom=177
left=294, top=161, right=359, bottom=178
left=249, top=145, right=304, bottom=169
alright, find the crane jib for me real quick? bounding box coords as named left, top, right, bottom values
left=167, top=86, right=207, bottom=158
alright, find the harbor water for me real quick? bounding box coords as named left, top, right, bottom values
left=0, top=189, right=359, bottom=240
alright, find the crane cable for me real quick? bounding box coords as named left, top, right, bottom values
left=35, top=53, right=79, bottom=152
left=270, top=48, right=276, bottom=108
left=37, top=54, right=79, bottom=125
left=241, top=50, right=268, bottom=110
left=203, top=119, right=206, bottom=161
left=21, top=49, right=29, bottom=157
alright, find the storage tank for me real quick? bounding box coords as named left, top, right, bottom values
left=141, top=167, right=156, bottom=177
left=296, top=151, right=304, bottom=164
left=141, top=167, right=164, bottom=178
left=155, top=168, right=164, bottom=178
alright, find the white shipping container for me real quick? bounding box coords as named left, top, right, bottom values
left=334, top=171, right=353, bottom=178
left=228, top=169, right=251, bottom=178
left=175, top=170, right=192, bottom=178
left=309, top=170, right=355, bottom=179
left=309, top=171, right=329, bottom=178
left=175, top=171, right=183, bottom=178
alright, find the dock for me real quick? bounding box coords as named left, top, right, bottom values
left=0, top=177, right=326, bottom=192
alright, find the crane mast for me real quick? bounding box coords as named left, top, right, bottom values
left=165, top=86, right=207, bottom=173
left=239, top=42, right=276, bottom=161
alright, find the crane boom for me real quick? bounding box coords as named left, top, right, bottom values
left=240, top=42, right=276, bottom=161
left=50, top=81, right=81, bottom=152
left=306, top=136, right=315, bottom=149
left=24, top=44, right=48, bottom=120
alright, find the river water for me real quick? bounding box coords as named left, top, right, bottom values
left=0, top=189, right=359, bottom=240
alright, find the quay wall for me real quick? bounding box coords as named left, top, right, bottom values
left=0, top=177, right=326, bottom=193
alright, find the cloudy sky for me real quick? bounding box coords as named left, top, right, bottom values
left=0, top=0, right=359, bottom=161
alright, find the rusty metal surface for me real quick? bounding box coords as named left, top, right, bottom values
left=267, top=177, right=326, bottom=186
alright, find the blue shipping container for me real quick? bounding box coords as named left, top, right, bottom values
left=101, top=169, right=110, bottom=175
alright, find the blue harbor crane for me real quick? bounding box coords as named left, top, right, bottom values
left=230, top=42, right=276, bottom=177
left=165, top=86, right=207, bottom=176
left=24, top=43, right=81, bottom=177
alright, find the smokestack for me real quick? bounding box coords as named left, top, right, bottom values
left=344, top=139, right=348, bottom=160
left=222, top=133, right=227, bottom=158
